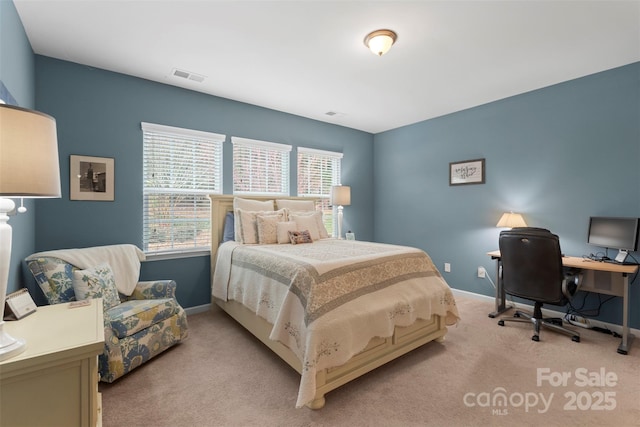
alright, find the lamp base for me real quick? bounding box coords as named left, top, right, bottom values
left=0, top=322, right=26, bottom=361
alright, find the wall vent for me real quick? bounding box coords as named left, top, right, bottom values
left=172, top=68, right=206, bottom=83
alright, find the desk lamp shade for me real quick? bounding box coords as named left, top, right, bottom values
left=496, top=212, right=527, bottom=228
left=0, top=104, right=61, bottom=361
left=331, top=185, right=351, bottom=239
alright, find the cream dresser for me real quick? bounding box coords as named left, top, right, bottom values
left=0, top=299, right=104, bottom=427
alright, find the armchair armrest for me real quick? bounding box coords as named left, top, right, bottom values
left=124, top=280, right=177, bottom=301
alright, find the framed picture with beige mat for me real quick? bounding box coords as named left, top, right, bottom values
left=70, top=155, right=114, bottom=201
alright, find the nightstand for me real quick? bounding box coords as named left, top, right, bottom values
left=0, top=299, right=104, bottom=426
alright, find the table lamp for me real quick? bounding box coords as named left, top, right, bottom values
left=330, top=185, right=351, bottom=239
left=0, top=104, right=61, bottom=361
left=496, top=211, right=527, bottom=228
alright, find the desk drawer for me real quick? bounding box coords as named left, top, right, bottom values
left=580, top=269, right=624, bottom=297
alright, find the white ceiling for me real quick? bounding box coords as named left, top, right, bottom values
left=13, top=0, right=640, bottom=134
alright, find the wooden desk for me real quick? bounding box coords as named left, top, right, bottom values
left=0, top=299, right=104, bottom=426
left=487, top=250, right=638, bottom=355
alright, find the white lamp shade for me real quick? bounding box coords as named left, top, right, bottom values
left=0, top=104, right=61, bottom=197
left=331, top=185, right=351, bottom=206
left=496, top=212, right=527, bottom=228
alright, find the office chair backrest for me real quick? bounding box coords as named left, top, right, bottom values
left=499, top=227, right=566, bottom=305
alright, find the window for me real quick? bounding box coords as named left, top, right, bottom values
left=232, top=137, right=291, bottom=195
left=297, top=147, right=343, bottom=236
left=142, top=122, right=224, bottom=256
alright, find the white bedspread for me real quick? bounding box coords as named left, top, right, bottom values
left=27, top=244, right=145, bottom=296
left=212, top=239, right=459, bottom=407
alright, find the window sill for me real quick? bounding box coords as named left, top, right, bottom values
left=144, top=249, right=210, bottom=262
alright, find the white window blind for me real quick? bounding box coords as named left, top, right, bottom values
left=297, top=147, right=343, bottom=236
left=142, top=122, right=224, bottom=255
left=232, top=137, right=291, bottom=195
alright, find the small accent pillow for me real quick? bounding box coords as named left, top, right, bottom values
left=72, top=262, right=121, bottom=312
left=257, top=214, right=284, bottom=244
left=276, top=221, right=298, bottom=244
left=289, top=230, right=313, bottom=245
left=289, top=210, right=329, bottom=239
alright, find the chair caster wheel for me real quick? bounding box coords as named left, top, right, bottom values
left=572, top=336, right=580, bottom=342
left=532, top=335, right=540, bottom=342
left=498, top=320, right=505, bottom=326
left=514, top=312, right=521, bottom=318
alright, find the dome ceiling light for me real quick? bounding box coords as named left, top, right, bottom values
left=364, top=29, right=397, bottom=56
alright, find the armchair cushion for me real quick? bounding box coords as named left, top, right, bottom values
left=125, top=280, right=177, bottom=301
left=107, top=298, right=179, bottom=339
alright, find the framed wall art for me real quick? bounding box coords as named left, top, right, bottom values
left=449, top=158, right=485, bottom=186
left=70, top=155, right=115, bottom=201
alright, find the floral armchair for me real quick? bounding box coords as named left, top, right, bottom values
left=26, top=245, right=189, bottom=382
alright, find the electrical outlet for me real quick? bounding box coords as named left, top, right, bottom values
left=477, top=266, right=486, bottom=278
left=444, top=263, right=451, bottom=273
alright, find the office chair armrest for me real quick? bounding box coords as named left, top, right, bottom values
left=562, top=269, right=583, bottom=299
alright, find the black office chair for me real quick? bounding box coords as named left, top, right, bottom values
left=497, top=227, right=581, bottom=342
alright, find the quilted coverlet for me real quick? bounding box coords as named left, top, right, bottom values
left=213, top=239, right=459, bottom=407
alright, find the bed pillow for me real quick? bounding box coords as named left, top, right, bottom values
left=276, top=221, right=298, bottom=244
left=72, top=262, right=121, bottom=312
left=256, top=213, right=286, bottom=244
left=289, top=230, right=313, bottom=245
left=223, top=211, right=235, bottom=242
left=233, top=198, right=274, bottom=241
left=276, top=199, right=315, bottom=212
left=289, top=210, right=329, bottom=239
left=233, top=197, right=275, bottom=212
left=237, top=208, right=286, bottom=244
left=290, top=214, right=320, bottom=241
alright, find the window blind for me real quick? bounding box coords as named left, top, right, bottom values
left=297, top=147, right=343, bottom=236
left=142, top=122, right=224, bottom=255
left=232, top=137, right=291, bottom=195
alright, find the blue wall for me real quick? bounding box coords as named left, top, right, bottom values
left=0, top=0, right=37, bottom=295
left=33, top=56, right=374, bottom=308
left=374, top=63, right=640, bottom=328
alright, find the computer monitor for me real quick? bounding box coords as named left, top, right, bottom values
left=587, top=216, right=639, bottom=263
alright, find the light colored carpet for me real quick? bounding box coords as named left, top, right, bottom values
left=100, top=294, right=640, bottom=426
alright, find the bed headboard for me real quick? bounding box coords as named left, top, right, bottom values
left=208, top=195, right=319, bottom=281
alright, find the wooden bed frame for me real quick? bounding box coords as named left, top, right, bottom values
left=209, top=195, right=449, bottom=409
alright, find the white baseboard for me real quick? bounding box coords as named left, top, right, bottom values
left=185, top=303, right=211, bottom=316
left=450, top=288, right=640, bottom=337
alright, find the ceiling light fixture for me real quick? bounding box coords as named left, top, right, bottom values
left=364, top=29, right=397, bottom=56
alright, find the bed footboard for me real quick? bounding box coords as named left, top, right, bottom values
left=213, top=298, right=447, bottom=409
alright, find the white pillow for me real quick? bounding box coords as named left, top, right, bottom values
left=233, top=198, right=274, bottom=241
left=257, top=213, right=285, bottom=244
left=291, top=214, right=322, bottom=241
left=277, top=221, right=298, bottom=244
left=290, top=210, right=329, bottom=239
left=72, top=262, right=121, bottom=312
left=237, top=209, right=285, bottom=244
left=276, top=199, right=315, bottom=212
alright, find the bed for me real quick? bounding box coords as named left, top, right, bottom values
left=209, top=195, right=459, bottom=409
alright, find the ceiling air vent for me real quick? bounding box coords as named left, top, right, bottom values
left=172, top=68, right=206, bottom=83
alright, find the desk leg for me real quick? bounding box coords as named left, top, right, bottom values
left=617, top=274, right=634, bottom=355
left=488, top=258, right=512, bottom=318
